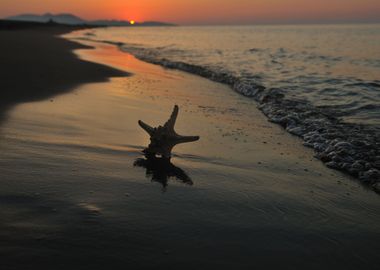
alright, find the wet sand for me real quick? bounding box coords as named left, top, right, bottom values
left=0, top=30, right=379, bottom=269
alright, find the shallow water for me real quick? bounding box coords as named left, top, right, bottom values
left=0, top=43, right=379, bottom=269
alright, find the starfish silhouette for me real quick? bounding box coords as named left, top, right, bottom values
left=138, top=105, right=200, bottom=158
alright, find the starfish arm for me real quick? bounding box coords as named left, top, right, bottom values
left=164, top=105, right=179, bottom=130
left=138, top=120, right=155, bottom=136
left=175, top=135, right=200, bottom=144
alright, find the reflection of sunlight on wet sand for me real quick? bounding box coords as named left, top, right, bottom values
left=73, top=41, right=168, bottom=77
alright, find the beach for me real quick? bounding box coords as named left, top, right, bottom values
left=0, top=25, right=379, bottom=269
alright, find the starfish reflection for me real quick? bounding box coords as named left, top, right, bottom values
left=133, top=154, right=193, bottom=190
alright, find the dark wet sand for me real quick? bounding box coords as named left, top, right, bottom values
left=0, top=25, right=379, bottom=270
left=0, top=22, right=127, bottom=122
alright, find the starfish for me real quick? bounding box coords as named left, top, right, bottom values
left=138, top=105, right=200, bottom=158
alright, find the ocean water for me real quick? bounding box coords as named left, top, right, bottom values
left=69, top=25, right=380, bottom=183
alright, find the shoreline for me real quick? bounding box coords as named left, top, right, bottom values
left=0, top=24, right=127, bottom=123
left=67, top=33, right=380, bottom=193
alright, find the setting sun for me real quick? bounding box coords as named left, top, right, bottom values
left=130, top=20, right=135, bottom=25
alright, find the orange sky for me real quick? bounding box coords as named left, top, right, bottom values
left=0, top=0, right=379, bottom=24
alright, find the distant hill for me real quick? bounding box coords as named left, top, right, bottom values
left=7, top=13, right=86, bottom=25
left=6, top=13, right=175, bottom=27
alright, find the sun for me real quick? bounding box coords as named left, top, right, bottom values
left=130, top=20, right=135, bottom=25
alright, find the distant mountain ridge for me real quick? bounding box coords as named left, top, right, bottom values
left=7, top=13, right=86, bottom=25
left=6, top=13, right=175, bottom=26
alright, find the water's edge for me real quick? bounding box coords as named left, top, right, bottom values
left=72, top=37, right=380, bottom=193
